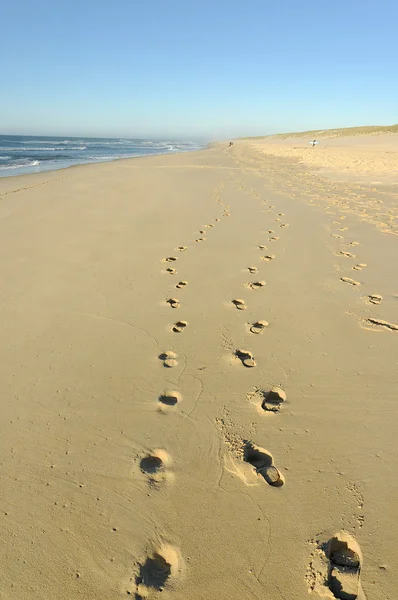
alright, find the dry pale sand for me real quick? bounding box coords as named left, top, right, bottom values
left=245, top=127, right=398, bottom=186
left=0, top=141, right=397, bottom=600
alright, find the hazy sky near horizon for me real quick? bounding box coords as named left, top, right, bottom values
left=1, top=0, right=397, bottom=139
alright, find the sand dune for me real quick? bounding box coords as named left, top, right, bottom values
left=240, top=124, right=398, bottom=185
left=0, top=141, right=397, bottom=599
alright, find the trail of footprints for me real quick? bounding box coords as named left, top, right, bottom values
left=131, top=196, right=365, bottom=599
left=331, top=218, right=396, bottom=332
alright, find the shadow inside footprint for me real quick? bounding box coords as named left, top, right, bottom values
left=136, top=553, right=171, bottom=594
left=140, top=455, right=163, bottom=474
left=327, top=531, right=362, bottom=600
left=261, top=386, right=286, bottom=412
left=248, top=281, right=266, bottom=290
left=167, top=298, right=180, bottom=308
left=159, top=351, right=178, bottom=367
left=235, top=349, right=256, bottom=367
left=172, top=321, right=187, bottom=333
left=158, top=391, right=181, bottom=407
left=232, top=299, right=246, bottom=310
left=244, top=442, right=284, bottom=487
left=250, top=320, right=268, bottom=334
left=135, top=545, right=181, bottom=599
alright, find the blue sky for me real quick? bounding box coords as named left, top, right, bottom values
left=1, top=0, right=397, bottom=139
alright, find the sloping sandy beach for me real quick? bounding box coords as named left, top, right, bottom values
left=0, top=138, right=397, bottom=599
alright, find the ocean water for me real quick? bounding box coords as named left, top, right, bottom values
left=0, top=135, right=205, bottom=178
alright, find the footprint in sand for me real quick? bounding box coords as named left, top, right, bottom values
left=139, top=449, right=173, bottom=486
left=235, top=349, right=256, bottom=368
left=243, top=442, right=284, bottom=486
left=249, top=320, right=268, bottom=334
left=260, top=386, right=286, bottom=412
left=275, top=218, right=281, bottom=222
left=348, top=241, right=360, bottom=247
left=353, top=263, right=367, bottom=271
left=368, top=293, right=382, bottom=305
left=338, top=250, right=355, bottom=258
left=167, top=298, right=180, bottom=308
left=195, top=237, right=205, bottom=243
left=166, top=267, right=177, bottom=274
left=133, top=544, right=182, bottom=598
left=159, top=351, right=178, bottom=367
left=339, top=227, right=348, bottom=231
left=176, top=281, right=188, bottom=289
left=327, top=531, right=363, bottom=600
left=215, top=218, right=220, bottom=222
left=232, top=299, right=247, bottom=310
left=277, top=212, right=285, bottom=216
left=158, top=390, right=182, bottom=409
left=280, top=223, right=289, bottom=228
left=172, top=320, right=187, bottom=333
left=258, top=244, right=267, bottom=250
left=340, top=277, right=360, bottom=286
left=205, top=224, right=214, bottom=228
left=332, top=234, right=343, bottom=239
left=267, top=229, right=274, bottom=234
left=247, top=280, right=266, bottom=290
left=199, top=230, right=206, bottom=234
left=367, top=318, right=398, bottom=331
left=177, top=246, right=187, bottom=252
left=261, top=255, right=275, bottom=262
left=163, top=257, right=177, bottom=263
left=248, top=266, right=258, bottom=274
left=269, top=236, right=279, bottom=242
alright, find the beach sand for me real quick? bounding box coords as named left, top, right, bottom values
left=0, top=137, right=397, bottom=599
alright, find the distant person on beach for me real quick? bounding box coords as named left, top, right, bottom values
left=312, top=139, right=317, bottom=147
left=229, top=141, right=233, bottom=147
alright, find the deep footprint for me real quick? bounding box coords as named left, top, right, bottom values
left=232, top=298, right=247, bottom=310
left=261, top=386, right=286, bottom=412
left=134, top=544, right=181, bottom=598
left=327, top=531, right=363, bottom=600
left=139, top=449, right=172, bottom=487
left=172, top=320, right=187, bottom=333
left=368, top=294, right=382, bottom=305
left=250, top=320, right=268, bottom=334
left=247, top=280, right=266, bottom=290
left=235, top=349, right=256, bottom=367
left=167, top=298, right=180, bottom=308
left=243, top=442, right=284, bottom=486
left=176, top=281, right=188, bottom=289
left=159, top=351, right=178, bottom=367
left=261, top=255, right=275, bottom=262
left=158, top=391, right=182, bottom=407
left=163, top=257, right=177, bottom=263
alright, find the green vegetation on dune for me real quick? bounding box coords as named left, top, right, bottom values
left=242, top=124, right=398, bottom=141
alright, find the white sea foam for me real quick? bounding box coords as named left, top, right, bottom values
left=0, top=160, right=40, bottom=170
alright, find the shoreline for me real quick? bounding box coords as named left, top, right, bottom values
left=0, top=146, right=210, bottom=194
left=0, top=142, right=396, bottom=599
left=0, top=135, right=208, bottom=180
